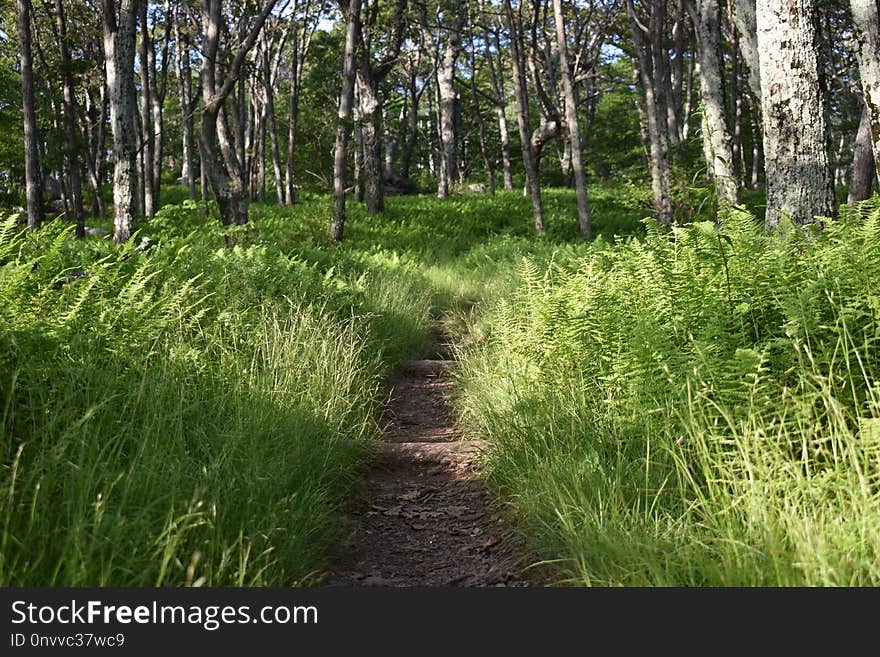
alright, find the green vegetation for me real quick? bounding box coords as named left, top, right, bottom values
left=0, top=185, right=637, bottom=585
left=455, top=195, right=880, bottom=586
left=0, top=193, right=438, bottom=585
left=4, top=183, right=880, bottom=587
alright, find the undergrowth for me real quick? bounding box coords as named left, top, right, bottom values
left=455, top=194, right=880, bottom=586
left=0, top=198, right=436, bottom=585
left=8, top=178, right=855, bottom=588
left=0, top=185, right=641, bottom=585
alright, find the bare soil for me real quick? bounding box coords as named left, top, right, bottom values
left=325, top=323, right=535, bottom=587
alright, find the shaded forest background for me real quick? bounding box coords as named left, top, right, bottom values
left=1, top=0, right=876, bottom=236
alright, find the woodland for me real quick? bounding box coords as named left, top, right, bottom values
left=1, top=0, right=880, bottom=587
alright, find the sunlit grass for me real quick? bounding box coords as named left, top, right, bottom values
left=6, top=179, right=854, bottom=587
left=455, top=196, right=880, bottom=586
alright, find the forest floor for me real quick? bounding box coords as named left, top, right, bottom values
left=326, top=320, right=536, bottom=587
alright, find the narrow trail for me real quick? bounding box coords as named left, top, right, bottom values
left=327, top=321, right=534, bottom=587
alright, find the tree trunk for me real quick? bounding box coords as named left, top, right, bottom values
left=198, top=0, right=277, bottom=227
left=849, top=107, right=877, bottom=203
left=103, top=0, right=140, bottom=243
left=733, top=0, right=761, bottom=104
left=176, top=15, right=196, bottom=199
left=496, top=105, right=514, bottom=191
left=633, top=67, right=651, bottom=168
left=729, top=18, right=745, bottom=184
left=487, top=33, right=513, bottom=190
left=84, top=85, right=108, bottom=218
left=384, top=106, right=398, bottom=180
left=468, top=29, right=495, bottom=195
left=54, top=0, right=84, bottom=237
left=552, top=0, right=589, bottom=236
left=353, top=99, right=365, bottom=202
left=692, top=0, right=739, bottom=206
left=757, top=0, right=835, bottom=229
left=234, top=78, right=248, bottom=197
left=628, top=0, right=673, bottom=224
left=504, top=0, right=544, bottom=230
left=734, top=0, right=762, bottom=185
left=285, top=31, right=301, bottom=205
left=750, top=109, right=762, bottom=188
left=261, top=48, right=284, bottom=206
left=433, top=77, right=447, bottom=195
left=834, top=132, right=849, bottom=189
left=200, top=97, right=247, bottom=225
left=356, top=72, right=384, bottom=213
left=331, top=0, right=361, bottom=241
left=139, top=0, right=155, bottom=217
left=850, top=0, right=880, bottom=184
left=437, top=7, right=463, bottom=198
left=671, top=0, right=686, bottom=126
left=149, top=21, right=168, bottom=211
left=258, top=101, right=267, bottom=202
left=18, top=0, right=44, bottom=232
left=399, top=68, right=420, bottom=179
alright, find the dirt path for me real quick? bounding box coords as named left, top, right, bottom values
left=326, top=322, right=534, bottom=587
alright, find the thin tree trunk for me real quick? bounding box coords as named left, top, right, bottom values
left=504, top=0, right=544, bottom=230
left=55, top=0, right=84, bottom=237
left=18, top=0, right=44, bottom=232
left=103, top=0, right=139, bottom=242
left=692, top=0, right=739, bottom=205
left=835, top=132, right=848, bottom=189
left=139, top=0, right=155, bottom=217
left=284, top=42, right=300, bottom=205
left=552, top=0, right=589, bottom=235
left=672, top=0, right=686, bottom=125
left=628, top=0, right=673, bottom=224
left=247, top=90, right=259, bottom=200
left=330, top=0, right=360, bottom=241
left=750, top=108, right=762, bottom=188
left=235, top=78, right=248, bottom=197
left=353, top=95, right=365, bottom=202
left=356, top=72, right=384, bottom=213
left=437, top=6, right=463, bottom=198
left=284, top=2, right=319, bottom=206
left=149, top=10, right=170, bottom=211
left=733, top=0, right=761, bottom=103
left=258, top=100, right=267, bottom=202
left=468, top=21, right=495, bottom=194
left=261, top=48, right=283, bottom=205
left=681, top=53, right=694, bottom=140
left=850, top=0, right=880, bottom=183
left=433, top=77, right=447, bottom=195
left=151, top=86, right=163, bottom=209
left=633, top=67, right=651, bottom=169
left=384, top=105, right=397, bottom=180
left=651, top=0, right=674, bottom=163
left=849, top=107, right=877, bottom=203
left=487, top=34, right=513, bottom=190
left=399, top=67, right=420, bottom=179
left=757, top=0, right=835, bottom=229
left=84, top=84, right=108, bottom=218
left=198, top=0, right=277, bottom=227
left=176, top=14, right=196, bottom=199
left=729, top=11, right=745, bottom=184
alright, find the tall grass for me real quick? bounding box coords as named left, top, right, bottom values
left=0, top=181, right=763, bottom=586
left=455, top=197, right=880, bottom=586
left=0, top=199, right=436, bottom=585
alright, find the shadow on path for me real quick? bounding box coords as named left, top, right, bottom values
left=325, top=321, right=535, bottom=587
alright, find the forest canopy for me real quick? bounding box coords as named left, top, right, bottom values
left=0, top=0, right=875, bottom=237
